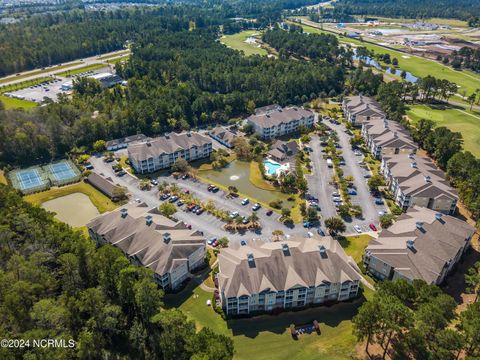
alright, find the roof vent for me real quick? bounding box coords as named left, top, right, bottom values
left=406, top=239, right=415, bottom=250
left=424, top=176, right=431, bottom=183
left=120, top=208, right=128, bottom=218
left=145, top=215, right=153, bottom=226
left=163, top=232, right=171, bottom=243
left=435, top=213, right=443, bottom=221
left=415, top=222, right=424, bottom=230
left=411, top=162, right=417, bottom=168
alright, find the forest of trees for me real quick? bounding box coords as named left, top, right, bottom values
left=439, top=46, right=480, bottom=73
left=0, top=26, right=347, bottom=166
left=262, top=26, right=352, bottom=65
left=0, top=185, right=234, bottom=359
left=333, top=0, right=480, bottom=21
left=353, top=279, right=480, bottom=358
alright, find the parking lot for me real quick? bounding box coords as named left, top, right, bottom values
left=89, top=155, right=307, bottom=245
left=320, top=119, right=387, bottom=233
left=4, top=77, right=66, bottom=102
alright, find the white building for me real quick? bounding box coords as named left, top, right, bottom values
left=364, top=206, right=475, bottom=285
left=247, top=106, right=315, bottom=140
left=128, top=132, right=213, bottom=174
left=87, top=203, right=206, bottom=290
left=217, top=236, right=361, bottom=315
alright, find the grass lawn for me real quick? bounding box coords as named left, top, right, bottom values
left=165, top=281, right=373, bottom=360
left=221, top=30, right=268, bottom=56
left=406, top=104, right=480, bottom=157
left=339, top=235, right=373, bottom=263
left=57, top=63, right=108, bottom=77
left=0, top=61, right=83, bottom=85
left=24, top=181, right=119, bottom=214
left=249, top=161, right=278, bottom=191
left=106, top=55, right=130, bottom=65
left=293, top=21, right=480, bottom=96
left=97, top=50, right=130, bottom=60
left=0, top=95, right=37, bottom=109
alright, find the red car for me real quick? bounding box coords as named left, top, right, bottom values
left=369, top=223, right=378, bottom=231
left=266, top=210, right=273, bottom=216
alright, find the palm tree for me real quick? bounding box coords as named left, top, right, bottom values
left=249, top=212, right=259, bottom=224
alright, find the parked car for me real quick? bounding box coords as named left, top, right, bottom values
left=354, top=225, right=362, bottom=233
left=207, top=184, right=215, bottom=191
left=103, top=157, right=114, bottom=163
left=266, top=209, right=273, bottom=216
left=186, top=204, right=196, bottom=211
left=207, top=237, right=217, bottom=245
left=85, top=164, right=94, bottom=170
left=242, top=216, right=249, bottom=224
left=364, top=173, right=372, bottom=178
left=348, top=190, right=357, bottom=195
left=160, top=193, right=171, bottom=200
left=177, top=200, right=184, bottom=206
left=339, top=160, right=346, bottom=166
left=169, top=196, right=179, bottom=203
left=369, top=224, right=378, bottom=231
left=150, top=179, right=158, bottom=186
left=240, top=240, right=247, bottom=246
left=211, top=186, right=219, bottom=193
left=241, top=198, right=249, bottom=205
left=117, top=170, right=126, bottom=177
left=196, top=208, right=204, bottom=215
left=303, top=221, right=311, bottom=228
left=252, top=203, right=261, bottom=211
left=181, top=174, right=189, bottom=180
left=375, top=198, right=384, bottom=205
left=184, top=189, right=190, bottom=194
left=212, top=240, right=219, bottom=247
left=229, top=211, right=239, bottom=219
left=317, top=227, right=326, bottom=236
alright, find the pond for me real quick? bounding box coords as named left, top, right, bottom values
left=353, top=51, right=418, bottom=83
left=200, top=160, right=295, bottom=207
left=42, top=192, right=100, bottom=228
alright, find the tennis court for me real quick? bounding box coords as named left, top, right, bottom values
left=9, top=167, right=49, bottom=194
left=45, top=160, right=81, bottom=186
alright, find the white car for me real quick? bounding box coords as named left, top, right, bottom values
left=229, top=211, right=239, bottom=218
left=354, top=225, right=362, bottom=233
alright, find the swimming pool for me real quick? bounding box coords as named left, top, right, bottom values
left=264, top=160, right=281, bottom=176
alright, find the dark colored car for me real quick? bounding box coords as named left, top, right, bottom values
left=266, top=210, right=273, bottom=216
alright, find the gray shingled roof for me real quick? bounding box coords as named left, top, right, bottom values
left=383, top=153, right=458, bottom=200
left=247, top=106, right=314, bottom=129
left=87, top=203, right=205, bottom=276
left=218, top=236, right=361, bottom=298
left=209, top=126, right=237, bottom=145
left=128, top=132, right=212, bottom=162
left=365, top=206, right=475, bottom=283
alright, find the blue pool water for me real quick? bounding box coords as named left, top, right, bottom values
left=264, top=160, right=281, bottom=176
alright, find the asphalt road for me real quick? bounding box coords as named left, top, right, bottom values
left=306, top=134, right=337, bottom=221
left=0, top=49, right=129, bottom=86
left=324, top=121, right=387, bottom=232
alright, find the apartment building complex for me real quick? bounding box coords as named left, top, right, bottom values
left=342, top=95, right=385, bottom=126
left=128, top=132, right=213, bottom=174
left=87, top=203, right=206, bottom=290
left=247, top=106, right=315, bottom=140
left=347, top=96, right=458, bottom=214
left=363, top=206, right=475, bottom=285
left=217, top=236, right=361, bottom=315
left=381, top=153, right=458, bottom=214
left=208, top=126, right=237, bottom=148
left=362, top=119, right=417, bottom=159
